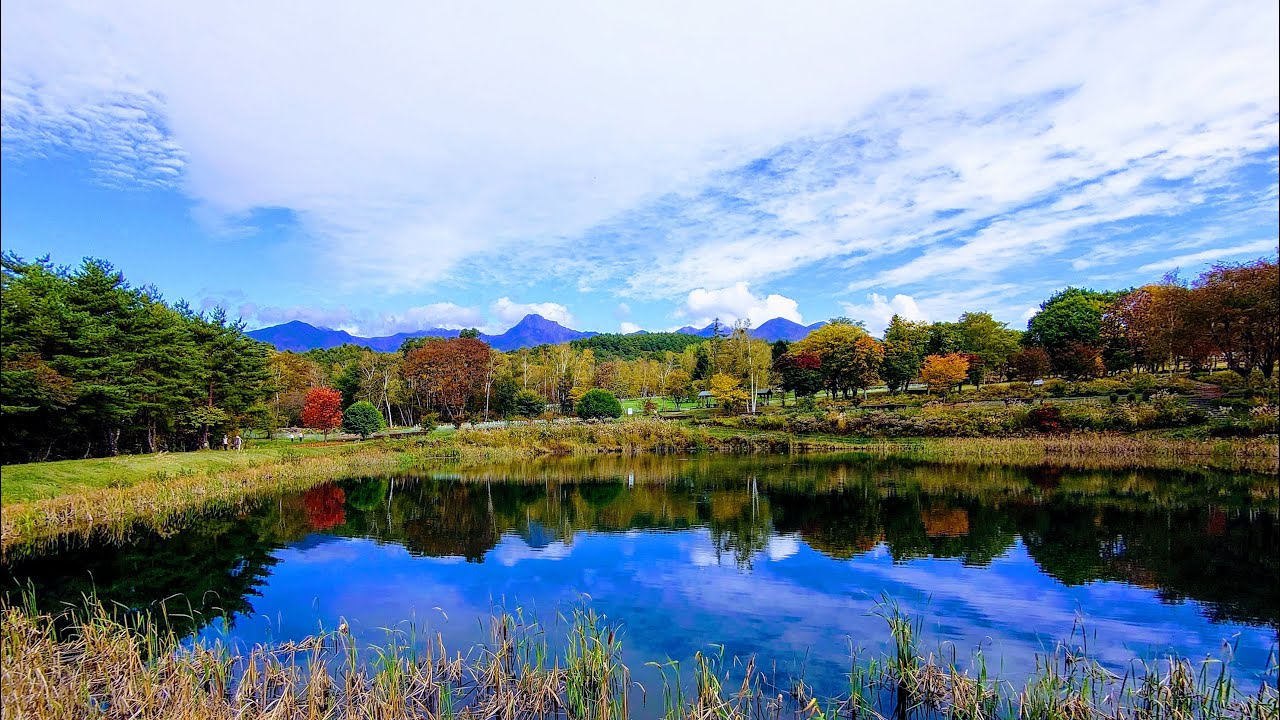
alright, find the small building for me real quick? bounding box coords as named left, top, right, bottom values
left=697, top=390, right=715, bottom=408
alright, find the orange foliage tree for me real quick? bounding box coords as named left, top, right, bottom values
left=403, top=338, right=492, bottom=423
left=920, top=353, right=969, bottom=395
left=301, top=387, right=343, bottom=439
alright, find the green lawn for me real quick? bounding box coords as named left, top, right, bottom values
left=1, top=441, right=345, bottom=504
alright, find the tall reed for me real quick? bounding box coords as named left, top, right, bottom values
left=3, top=596, right=1274, bottom=720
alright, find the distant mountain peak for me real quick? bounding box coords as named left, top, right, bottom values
left=248, top=314, right=820, bottom=353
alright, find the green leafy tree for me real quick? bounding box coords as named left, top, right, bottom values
left=575, top=388, right=623, bottom=420
left=881, top=315, right=930, bottom=393
left=342, top=400, right=386, bottom=439
left=956, top=312, right=1022, bottom=385
left=692, top=345, right=711, bottom=381
left=1025, top=288, right=1124, bottom=372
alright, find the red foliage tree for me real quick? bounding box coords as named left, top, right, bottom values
left=303, top=485, right=346, bottom=530
left=403, top=338, right=491, bottom=423
left=301, top=387, right=343, bottom=439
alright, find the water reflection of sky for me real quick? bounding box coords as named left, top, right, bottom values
left=204, top=528, right=1277, bottom=699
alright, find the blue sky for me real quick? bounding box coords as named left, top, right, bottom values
left=2, top=1, right=1277, bottom=336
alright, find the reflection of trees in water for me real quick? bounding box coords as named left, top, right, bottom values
left=2, top=513, right=282, bottom=637
left=303, top=485, right=346, bottom=530
left=1021, top=502, right=1280, bottom=627
left=5, top=455, right=1277, bottom=636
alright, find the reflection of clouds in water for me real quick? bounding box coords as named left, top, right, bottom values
left=492, top=536, right=574, bottom=566
left=766, top=534, right=800, bottom=561
left=217, top=529, right=1274, bottom=699
left=278, top=537, right=423, bottom=565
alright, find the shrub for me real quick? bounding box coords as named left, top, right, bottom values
left=1204, top=370, right=1245, bottom=391
left=514, top=390, right=545, bottom=418
left=1109, top=393, right=1119, bottom=404
left=342, top=401, right=386, bottom=439
left=1044, top=379, right=1069, bottom=398
left=575, top=389, right=623, bottom=420
left=1027, top=405, right=1065, bottom=433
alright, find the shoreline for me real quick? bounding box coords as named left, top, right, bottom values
left=2, top=419, right=1276, bottom=551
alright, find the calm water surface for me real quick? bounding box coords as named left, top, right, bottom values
left=5, top=454, right=1278, bottom=701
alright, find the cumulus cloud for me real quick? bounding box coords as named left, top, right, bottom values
left=489, top=297, right=576, bottom=330
left=619, top=321, right=643, bottom=334
left=839, top=293, right=927, bottom=336
left=678, top=282, right=803, bottom=327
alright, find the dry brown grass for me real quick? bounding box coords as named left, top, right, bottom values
left=3, top=599, right=1275, bottom=720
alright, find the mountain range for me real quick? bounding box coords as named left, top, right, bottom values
left=247, top=314, right=824, bottom=352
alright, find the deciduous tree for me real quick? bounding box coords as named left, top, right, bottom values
left=403, top=337, right=492, bottom=422
left=881, top=315, right=930, bottom=393
left=1007, top=348, right=1050, bottom=381
left=301, top=387, right=343, bottom=439
left=709, top=373, right=749, bottom=413
left=921, top=354, right=969, bottom=395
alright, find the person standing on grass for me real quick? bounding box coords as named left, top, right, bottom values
left=222, top=434, right=229, bottom=451
left=234, top=435, right=243, bottom=451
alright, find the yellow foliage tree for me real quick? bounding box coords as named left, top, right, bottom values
left=921, top=353, right=969, bottom=395
left=709, top=373, right=749, bottom=413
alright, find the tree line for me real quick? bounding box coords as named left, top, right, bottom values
left=2, top=253, right=1274, bottom=463
left=2, top=255, right=270, bottom=463
left=769, top=258, right=1276, bottom=402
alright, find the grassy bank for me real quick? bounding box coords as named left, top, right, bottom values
left=2, top=419, right=1275, bottom=552
left=2, top=597, right=1275, bottom=720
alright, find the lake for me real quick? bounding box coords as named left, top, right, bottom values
left=4, top=453, right=1277, bottom=709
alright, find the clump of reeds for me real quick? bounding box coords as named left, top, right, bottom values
left=866, top=435, right=1279, bottom=475
left=4, top=596, right=1275, bottom=720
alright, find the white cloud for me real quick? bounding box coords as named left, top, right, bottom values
left=619, top=321, right=643, bottom=334
left=1134, top=238, right=1278, bottom=274
left=1, top=0, right=1276, bottom=304
left=489, top=297, right=575, bottom=330
left=839, top=293, right=927, bottom=336
left=374, top=303, right=484, bottom=334
left=678, top=282, right=803, bottom=327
